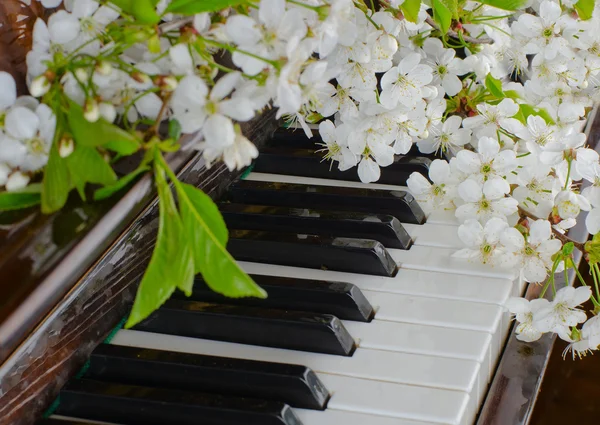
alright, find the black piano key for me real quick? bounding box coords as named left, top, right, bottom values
left=86, top=344, right=329, bottom=410
left=227, top=230, right=397, bottom=277
left=227, top=180, right=426, bottom=225
left=254, top=147, right=431, bottom=186
left=133, top=299, right=356, bottom=356
left=181, top=274, right=375, bottom=322
left=57, top=379, right=302, bottom=425
left=220, top=203, right=412, bottom=250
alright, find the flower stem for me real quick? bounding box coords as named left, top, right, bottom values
left=424, top=16, right=493, bottom=45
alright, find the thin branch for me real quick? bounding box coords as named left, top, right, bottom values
left=517, top=206, right=586, bottom=253
left=158, top=17, right=195, bottom=35
left=148, top=92, right=172, bottom=137
left=425, top=16, right=493, bottom=45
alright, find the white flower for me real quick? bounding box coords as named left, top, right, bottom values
left=504, top=115, right=556, bottom=155
left=171, top=75, right=209, bottom=134
left=513, top=1, right=572, bottom=60
left=416, top=115, right=471, bottom=155
left=347, top=117, right=395, bottom=183
left=226, top=0, right=306, bottom=75
left=423, top=38, right=468, bottom=96
left=505, top=297, right=550, bottom=342
left=453, top=218, right=508, bottom=265
left=554, top=190, right=591, bottom=220
left=203, top=131, right=259, bottom=171
left=539, top=127, right=598, bottom=184
left=406, top=159, right=458, bottom=213
left=0, top=72, right=17, bottom=112
left=454, top=137, right=518, bottom=183
left=1, top=104, right=56, bottom=172
left=512, top=164, right=556, bottom=217
left=500, top=219, right=562, bottom=282
left=583, top=316, right=600, bottom=350
left=317, top=121, right=357, bottom=171
left=534, top=286, right=591, bottom=334
left=380, top=53, right=433, bottom=109
left=462, top=99, right=519, bottom=137
left=455, top=178, right=518, bottom=223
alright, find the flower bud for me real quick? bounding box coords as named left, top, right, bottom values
left=148, top=34, right=162, bottom=54
left=84, top=99, right=100, bottom=123
left=6, top=171, right=30, bottom=192
left=155, top=75, right=178, bottom=92
left=59, top=136, right=75, bottom=158
left=131, top=71, right=151, bottom=85
left=99, top=102, right=117, bottom=123
left=75, top=68, right=89, bottom=82
left=96, top=61, right=113, bottom=76
left=30, top=75, right=51, bottom=97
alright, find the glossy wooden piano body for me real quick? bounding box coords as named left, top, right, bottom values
left=1, top=3, right=600, bottom=424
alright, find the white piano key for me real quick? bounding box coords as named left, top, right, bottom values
left=427, top=209, right=460, bottom=226
left=115, top=330, right=480, bottom=395
left=111, top=330, right=472, bottom=425
left=362, top=290, right=505, bottom=360
left=241, top=261, right=514, bottom=306
left=295, top=409, right=442, bottom=425
left=404, top=223, right=464, bottom=249
left=320, top=374, right=473, bottom=425
left=342, top=320, right=493, bottom=380
left=390, top=245, right=517, bottom=280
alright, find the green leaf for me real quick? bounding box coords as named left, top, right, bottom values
left=66, top=146, right=117, bottom=196
left=42, top=146, right=71, bottom=214
left=67, top=102, right=141, bottom=154
left=562, top=242, right=575, bottom=255
left=478, top=0, right=527, bottom=10
left=575, top=0, right=596, bottom=20
left=503, top=90, right=522, bottom=100
left=165, top=0, right=248, bottom=14
left=439, top=0, right=458, bottom=19
left=109, top=0, right=161, bottom=24
left=94, top=166, right=151, bottom=201
left=519, top=104, right=556, bottom=125
left=400, top=0, right=422, bottom=23
left=433, top=0, right=452, bottom=34
left=168, top=119, right=182, bottom=141
left=125, top=163, right=195, bottom=328
left=176, top=182, right=266, bottom=299
left=485, top=74, right=504, bottom=98
left=0, top=185, right=42, bottom=211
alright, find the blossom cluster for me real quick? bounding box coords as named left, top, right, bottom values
left=9, top=0, right=600, bottom=354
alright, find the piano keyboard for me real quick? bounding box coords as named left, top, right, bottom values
left=41, top=131, right=524, bottom=425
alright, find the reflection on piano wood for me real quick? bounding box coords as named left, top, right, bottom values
left=1, top=110, right=599, bottom=425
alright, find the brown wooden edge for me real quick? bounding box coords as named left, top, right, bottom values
left=476, top=106, right=600, bottom=425
left=0, top=112, right=279, bottom=425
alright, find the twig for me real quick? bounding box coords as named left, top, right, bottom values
left=148, top=92, right=172, bottom=136
left=158, top=17, right=195, bottom=35
left=517, top=206, right=586, bottom=253
left=425, top=16, right=493, bottom=45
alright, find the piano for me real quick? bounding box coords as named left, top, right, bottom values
left=1, top=105, right=598, bottom=425
left=0, top=4, right=599, bottom=425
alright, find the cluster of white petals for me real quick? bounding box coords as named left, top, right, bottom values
left=15, top=0, right=600, bottom=355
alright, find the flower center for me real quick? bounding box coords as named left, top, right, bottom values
left=542, top=27, right=553, bottom=39
left=27, top=137, right=46, bottom=155
left=481, top=163, right=492, bottom=175
left=524, top=245, right=535, bottom=256
left=437, top=65, right=447, bottom=76
left=205, top=101, right=219, bottom=115
left=479, top=199, right=491, bottom=210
